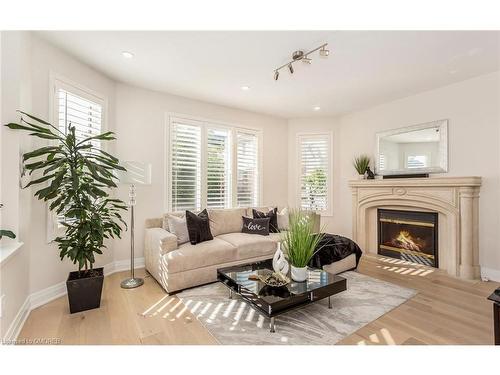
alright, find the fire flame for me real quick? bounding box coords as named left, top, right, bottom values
left=392, top=230, right=421, bottom=251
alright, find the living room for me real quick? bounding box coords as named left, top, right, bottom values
left=1, top=1, right=500, bottom=374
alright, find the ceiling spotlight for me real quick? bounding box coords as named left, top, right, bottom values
left=319, top=46, right=330, bottom=57
left=273, top=43, right=328, bottom=81
left=313, top=106, right=321, bottom=111
left=121, top=51, right=134, bottom=59
left=241, top=86, right=250, bottom=91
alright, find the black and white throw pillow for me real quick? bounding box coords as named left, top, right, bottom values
left=242, top=216, right=270, bottom=236
left=186, top=209, right=213, bottom=245
left=253, top=207, right=279, bottom=233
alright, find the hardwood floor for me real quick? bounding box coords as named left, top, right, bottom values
left=18, top=254, right=499, bottom=345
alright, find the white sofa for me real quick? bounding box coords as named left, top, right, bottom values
left=144, top=207, right=356, bottom=294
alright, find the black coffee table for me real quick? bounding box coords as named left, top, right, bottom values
left=217, top=259, right=347, bottom=332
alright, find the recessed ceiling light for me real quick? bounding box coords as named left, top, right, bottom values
left=241, top=86, right=250, bottom=91
left=313, top=106, right=321, bottom=111
left=121, top=51, right=134, bottom=59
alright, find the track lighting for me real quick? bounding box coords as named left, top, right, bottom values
left=273, top=43, right=328, bottom=81
left=319, top=46, right=330, bottom=57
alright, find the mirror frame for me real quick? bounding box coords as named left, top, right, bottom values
left=375, top=119, right=448, bottom=176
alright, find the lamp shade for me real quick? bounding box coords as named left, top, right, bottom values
left=117, top=161, right=152, bottom=185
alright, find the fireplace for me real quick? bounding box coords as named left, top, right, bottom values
left=377, top=209, right=438, bottom=267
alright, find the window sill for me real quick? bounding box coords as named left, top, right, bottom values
left=0, top=241, right=25, bottom=265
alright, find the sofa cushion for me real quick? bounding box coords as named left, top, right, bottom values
left=165, top=214, right=189, bottom=245
left=186, top=209, right=213, bottom=245
left=268, top=232, right=284, bottom=243
left=162, top=211, right=185, bottom=231
left=242, top=216, right=270, bottom=236
left=217, top=233, right=277, bottom=259
left=208, top=208, right=247, bottom=236
left=164, top=238, right=237, bottom=273
left=253, top=207, right=279, bottom=233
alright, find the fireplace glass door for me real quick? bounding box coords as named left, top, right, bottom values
left=378, top=209, right=438, bottom=267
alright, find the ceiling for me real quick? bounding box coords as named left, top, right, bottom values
left=37, top=31, right=500, bottom=118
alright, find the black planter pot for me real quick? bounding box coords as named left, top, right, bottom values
left=66, top=267, right=104, bottom=314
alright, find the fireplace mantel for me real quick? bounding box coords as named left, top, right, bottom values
left=349, top=176, right=481, bottom=280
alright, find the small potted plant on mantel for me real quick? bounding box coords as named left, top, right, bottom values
left=4, top=112, right=127, bottom=314
left=353, top=155, right=371, bottom=179
left=281, top=210, right=324, bottom=282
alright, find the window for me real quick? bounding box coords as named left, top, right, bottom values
left=236, top=130, right=259, bottom=207
left=57, top=88, right=103, bottom=148
left=168, top=116, right=260, bottom=211
left=406, top=154, right=428, bottom=169
left=170, top=121, right=202, bottom=211
left=47, top=76, right=106, bottom=242
left=207, top=128, right=231, bottom=209
left=379, top=153, right=386, bottom=171
left=297, top=133, right=331, bottom=214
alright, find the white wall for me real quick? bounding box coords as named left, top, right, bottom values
left=0, top=31, right=32, bottom=339
left=27, top=34, right=118, bottom=293
left=288, top=72, right=500, bottom=275
left=113, top=83, right=289, bottom=261
left=287, top=117, right=341, bottom=230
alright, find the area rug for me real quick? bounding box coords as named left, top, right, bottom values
left=178, top=271, right=416, bottom=345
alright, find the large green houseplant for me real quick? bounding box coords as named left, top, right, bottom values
left=281, top=210, right=324, bottom=282
left=0, top=204, right=16, bottom=240
left=5, top=111, right=127, bottom=313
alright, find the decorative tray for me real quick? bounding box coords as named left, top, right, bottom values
left=248, top=272, right=290, bottom=287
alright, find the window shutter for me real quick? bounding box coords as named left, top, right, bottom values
left=236, top=131, right=259, bottom=207
left=170, top=122, right=202, bottom=211
left=379, top=153, right=386, bottom=171
left=58, top=89, right=102, bottom=148
left=299, top=134, right=330, bottom=212
left=407, top=155, right=427, bottom=169
left=206, top=128, right=231, bottom=208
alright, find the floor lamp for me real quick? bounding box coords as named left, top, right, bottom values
left=117, top=161, right=152, bottom=289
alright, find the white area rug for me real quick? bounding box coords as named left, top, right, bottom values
left=178, top=271, right=416, bottom=345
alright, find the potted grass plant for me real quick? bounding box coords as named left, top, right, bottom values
left=353, top=155, right=371, bottom=179
left=4, top=111, right=127, bottom=314
left=281, top=210, right=324, bottom=282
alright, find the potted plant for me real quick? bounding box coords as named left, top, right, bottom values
left=353, top=155, right=371, bottom=179
left=0, top=204, right=16, bottom=240
left=281, top=210, right=324, bottom=282
left=5, top=111, right=127, bottom=314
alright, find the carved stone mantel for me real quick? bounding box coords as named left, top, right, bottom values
left=349, top=176, right=481, bottom=280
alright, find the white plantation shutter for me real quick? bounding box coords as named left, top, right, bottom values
left=298, top=134, right=331, bottom=212
left=49, top=80, right=106, bottom=238
left=206, top=128, right=231, bottom=208
left=168, top=117, right=261, bottom=211
left=58, top=88, right=102, bottom=148
left=170, top=122, right=202, bottom=211
left=236, top=131, right=259, bottom=207
left=406, top=155, right=428, bottom=169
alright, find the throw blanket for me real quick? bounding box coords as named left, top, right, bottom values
left=309, top=233, right=363, bottom=269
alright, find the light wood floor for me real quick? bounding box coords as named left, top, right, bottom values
left=18, top=254, right=499, bottom=345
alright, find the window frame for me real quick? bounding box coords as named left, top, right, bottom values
left=46, top=73, right=107, bottom=243
left=165, top=113, right=263, bottom=212
left=296, top=131, right=333, bottom=217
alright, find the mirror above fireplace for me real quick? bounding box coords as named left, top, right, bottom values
left=375, top=119, right=448, bottom=176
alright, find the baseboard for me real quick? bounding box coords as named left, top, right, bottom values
left=2, top=297, right=31, bottom=344
left=481, top=267, right=500, bottom=282
left=3, top=257, right=145, bottom=343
